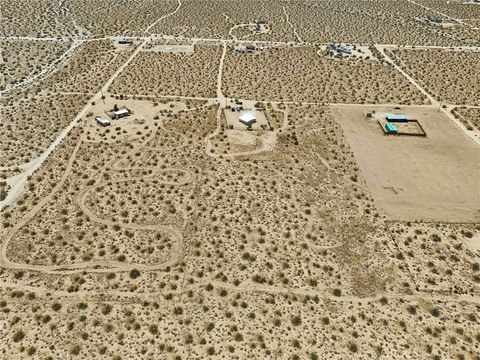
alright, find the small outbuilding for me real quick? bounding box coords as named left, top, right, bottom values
left=118, top=39, right=133, bottom=45
left=96, top=116, right=111, bottom=127
left=112, top=108, right=130, bottom=119
left=239, top=111, right=257, bottom=126
left=386, top=114, right=408, bottom=122
left=385, top=123, right=398, bottom=133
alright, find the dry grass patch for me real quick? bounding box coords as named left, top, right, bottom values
left=110, top=44, right=221, bottom=98
left=33, top=41, right=134, bottom=94
left=0, top=93, right=89, bottom=167
left=452, top=107, right=480, bottom=131
left=152, top=0, right=296, bottom=42
left=223, top=46, right=427, bottom=104
left=0, top=40, right=70, bottom=92
left=389, top=48, right=480, bottom=105
left=287, top=0, right=477, bottom=46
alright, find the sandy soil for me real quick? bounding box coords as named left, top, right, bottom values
left=223, top=46, right=428, bottom=104
left=389, top=48, right=480, bottom=105
left=1, top=1, right=479, bottom=358
left=332, top=105, right=480, bottom=222
left=110, top=44, right=221, bottom=98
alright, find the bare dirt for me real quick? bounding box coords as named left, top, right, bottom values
left=332, top=105, right=480, bottom=222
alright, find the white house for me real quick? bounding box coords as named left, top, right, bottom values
left=239, top=111, right=257, bottom=126
left=112, top=108, right=130, bottom=119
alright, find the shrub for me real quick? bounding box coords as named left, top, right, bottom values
left=148, top=324, right=158, bottom=335
left=333, top=288, right=342, bottom=297
left=129, top=269, right=141, bottom=279
left=407, top=305, right=417, bottom=315
left=431, top=234, right=441, bottom=242
left=70, top=344, right=81, bottom=355
left=13, top=330, right=25, bottom=342
left=291, top=315, right=302, bottom=326
left=174, top=307, right=183, bottom=315
left=51, top=302, right=62, bottom=311
left=101, top=304, right=112, bottom=315
left=14, top=271, right=24, bottom=279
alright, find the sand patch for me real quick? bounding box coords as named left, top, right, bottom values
left=331, top=105, right=480, bottom=222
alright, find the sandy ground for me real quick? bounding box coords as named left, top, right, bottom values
left=331, top=105, right=480, bottom=222
left=1, top=2, right=480, bottom=358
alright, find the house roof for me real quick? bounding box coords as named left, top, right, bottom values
left=386, top=114, right=407, bottom=121
left=113, top=108, right=129, bottom=115
left=239, top=111, right=256, bottom=124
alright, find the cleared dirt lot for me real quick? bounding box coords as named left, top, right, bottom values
left=331, top=105, right=480, bottom=222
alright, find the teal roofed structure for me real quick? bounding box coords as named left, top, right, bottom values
left=385, top=123, right=398, bottom=133
left=386, top=114, right=408, bottom=122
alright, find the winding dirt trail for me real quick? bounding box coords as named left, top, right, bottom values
left=283, top=6, right=303, bottom=43
left=0, top=102, right=198, bottom=275
left=145, top=0, right=182, bottom=33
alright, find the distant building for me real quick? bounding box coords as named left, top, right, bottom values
left=235, top=44, right=260, bottom=54
left=118, top=39, right=133, bottom=45
left=112, top=108, right=130, bottom=119
left=96, top=116, right=111, bottom=127
left=386, top=114, right=408, bottom=122
left=326, top=43, right=352, bottom=56
left=239, top=111, right=257, bottom=126
left=427, top=16, right=443, bottom=24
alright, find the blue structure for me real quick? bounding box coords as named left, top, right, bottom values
left=386, top=114, right=408, bottom=122
left=385, top=123, right=398, bottom=133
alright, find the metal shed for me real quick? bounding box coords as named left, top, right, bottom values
left=386, top=114, right=408, bottom=122
left=385, top=123, right=398, bottom=133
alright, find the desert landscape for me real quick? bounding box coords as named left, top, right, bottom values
left=1, top=0, right=479, bottom=359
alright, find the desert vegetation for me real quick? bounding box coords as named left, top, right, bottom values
left=388, top=48, right=480, bottom=105
left=0, top=40, right=70, bottom=92
left=152, top=0, right=296, bottom=42
left=452, top=107, right=480, bottom=131
left=223, top=46, right=427, bottom=104
left=0, top=93, right=89, bottom=167
left=110, top=44, right=221, bottom=98
left=287, top=0, right=479, bottom=46
left=1, top=1, right=479, bottom=358
left=0, top=0, right=177, bottom=37
left=32, top=41, right=134, bottom=94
